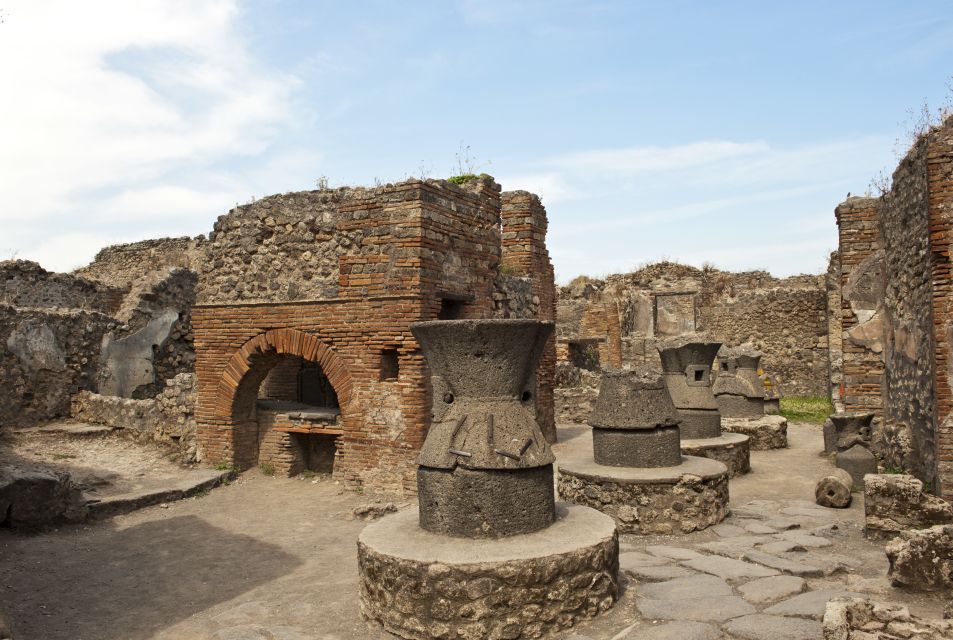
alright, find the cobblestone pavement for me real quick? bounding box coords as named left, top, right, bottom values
left=0, top=422, right=948, bottom=639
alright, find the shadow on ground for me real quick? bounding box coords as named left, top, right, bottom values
left=1, top=515, right=301, bottom=640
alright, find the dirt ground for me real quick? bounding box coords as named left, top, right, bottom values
left=0, top=422, right=949, bottom=640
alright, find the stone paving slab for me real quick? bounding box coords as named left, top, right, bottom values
left=645, top=545, right=705, bottom=561
left=639, top=575, right=733, bottom=599
left=695, top=536, right=769, bottom=558
left=742, top=550, right=824, bottom=577
left=712, top=523, right=747, bottom=537
left=625, top=564, right=697, bottom=582
left=637, top=594, right=755, bottom=622
left=682, top=555, right=778, bottom=580
left=722, top=613, right=822, bottom=640
left=619, top=620, right=722, bottom=640
left=744, top=522, right=778, bottom=535
left=775, top=531, right=833, bottom=548
left=763, top=589, right=863, bottom=620
left=758, top=539, right=806, bottom=554
left=620, top=550, right=671, bottom=569
left=737, top=575, right=807, bottom=604
left=763, top=517, right=802, bottom=530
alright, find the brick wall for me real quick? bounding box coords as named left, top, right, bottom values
left=835, top=197, right=884, bottom=422
left=193, top=177, right=556, bottom=495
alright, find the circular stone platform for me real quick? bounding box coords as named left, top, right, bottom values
left=358, top=504, right=619, bottom=640
left=680, top=432, right=751, bottom=477
left=720, top=415, right=788, bottom=450
left=557, top=455, right=729, bottom=535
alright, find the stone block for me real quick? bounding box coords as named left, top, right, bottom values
left=864, top=474, right=953, bottom=540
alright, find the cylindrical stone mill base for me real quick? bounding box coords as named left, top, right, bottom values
left=676, top=409, right=722, bottom=439
left=358, top=504, right=619, bottom=640
left=557, top=455, right=729, bottom=535
left=680, top=432, right=751, bottom=477
left=592, top=426, right=681, bottom=468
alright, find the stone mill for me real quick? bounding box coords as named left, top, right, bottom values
left=558, top=367, right=729, bottom=534
left=357, top=319, right=619, bottom=639
left=659, top=337, right=752, bottom=477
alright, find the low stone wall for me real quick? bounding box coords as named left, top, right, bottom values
left=71, top=373, right=197, bottom=460
left=823, top=597, right=953, bottom=639
left=1, top=260, right=125, bottom=314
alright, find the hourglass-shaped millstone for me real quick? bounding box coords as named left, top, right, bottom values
left=588, top=368, right=682, bottom=468
left=713, top=345, right=765, bottom=418
left=410, top=319, right=556, bottom=538
left=658, top=338, right=723, bottom=440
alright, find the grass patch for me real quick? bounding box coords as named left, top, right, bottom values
left=780, top=395, right=834, bottom=423
left=259, top=463, right=276, bottom=477
left=214, top=462, right=239, bottom=473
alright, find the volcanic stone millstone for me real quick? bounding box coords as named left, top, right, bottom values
left=417, top=465, right=555, bottom=538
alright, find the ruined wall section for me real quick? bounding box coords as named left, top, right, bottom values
left=879, top=141, right=935, bottom=483
left=925, top=121, right=953, bottom=497
left=836, top=197, right=885, bottom=427
left=555, top=264, right=828, bottom=394
left=0, top=305, right=112, bottom=426
left=826, top=251, right=844, bottom=409
left=198, top=191, right=366, bottom=304
left=698, top=281, right=828, bottom=396
left=75, top=236, right=204, bottom=288
left=501, top=191, right=558, bottom=441
left=1, top=260, right=125, bottom=314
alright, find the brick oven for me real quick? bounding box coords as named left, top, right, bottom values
left=192, top=177, right=556, bottom=495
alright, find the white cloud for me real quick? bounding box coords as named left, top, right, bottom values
left=519, top=136, right=895, bottom=282
left=0, top=0, right=301, bottom=270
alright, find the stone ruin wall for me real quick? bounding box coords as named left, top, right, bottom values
left=0, top=242, right=201, bottom=431
left=826, top=251, right=844, bottom=409
left=880, top=139, right=936, bottom=483
left=1, top=260, right=125, bottom=314
left=74, top=236, right=204, bottom=289
left=554, top=263, right=829, bottom=423
left=830, top=116, right=953, bottom=499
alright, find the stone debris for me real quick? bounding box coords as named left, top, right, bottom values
left=823, top=597, right=953, bottom=640
left=864, top=474, right=953, bottom=540
left=349, top=501, right=397, bottom=521
left=885, top=524, right=953, bottom=591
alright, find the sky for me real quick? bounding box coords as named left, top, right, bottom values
left=1, top=1, right=951, bottom=282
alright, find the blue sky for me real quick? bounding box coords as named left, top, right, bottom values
left=1, top=1, right=951, bottom=281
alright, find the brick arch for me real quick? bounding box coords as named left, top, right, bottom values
left=216, top=329, right=354, bottom=468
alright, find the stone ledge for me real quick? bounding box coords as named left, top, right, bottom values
left=681, top=432, right=752, bottom=477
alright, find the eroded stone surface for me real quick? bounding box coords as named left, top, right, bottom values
left=742, top=551, right=824, bottom=577
left=763, top=589, right=863, bottom=620
left=682, top=555, right=778, bottom=580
